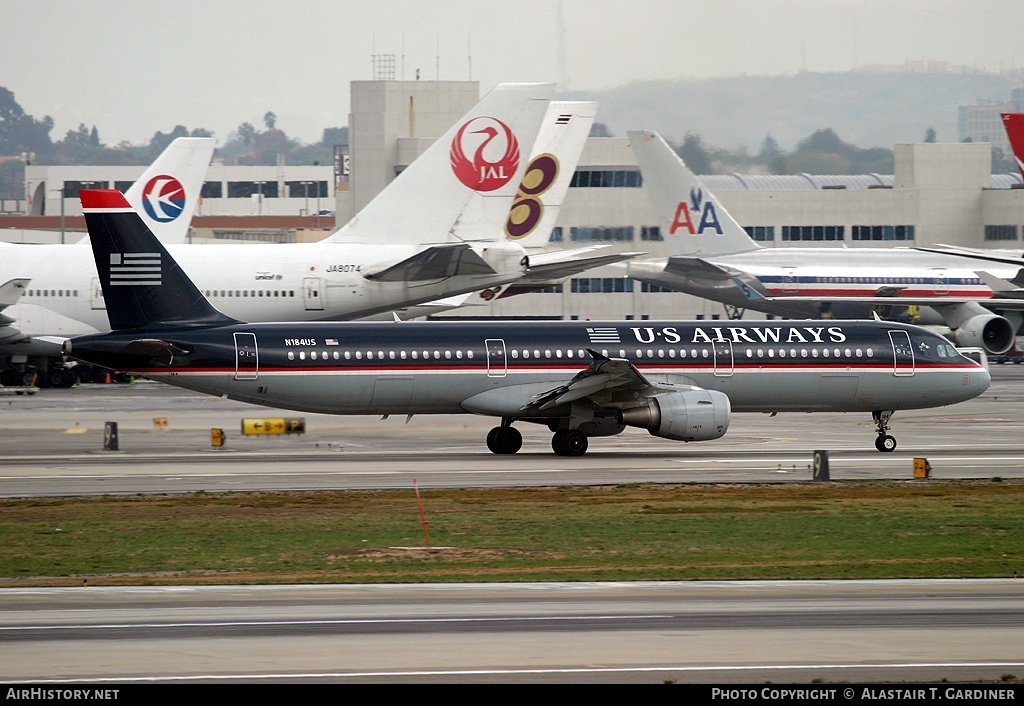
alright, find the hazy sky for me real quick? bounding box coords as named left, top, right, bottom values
left=2, top=0, right=1022, bottom=147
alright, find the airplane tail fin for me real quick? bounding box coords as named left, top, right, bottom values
left=122, top=137, right=215, bottom=245
left=504, top=100, right=597, bottom=248
left=325, top=83, right=555, bottom=246
left=1002, top=113, right=1024, bottom=179
left=80, top=189, right=239, bottom=331
left=628, top=130, right=759, bottom=258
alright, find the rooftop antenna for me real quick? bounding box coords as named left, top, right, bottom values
left=468, top=34, right=472, bottom=80
left=436, top=33, right=440, bottom=80
left=558, top=0, right=569, bottom=90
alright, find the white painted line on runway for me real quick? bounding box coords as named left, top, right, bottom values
left=19, top=661, right=1024, bottom=683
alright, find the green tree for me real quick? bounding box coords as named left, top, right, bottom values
left=0, top=87, right=54, bottom=159
left=924, top=127, right=937, bottom=143
left=676, top=132, right=711, bottom=174
left=758, top=133, right=787, bottom=174
left=148, top=125, right=190, bottom=157
left=237, top=122, right=257, bottom=148
left=263, top=111, right=277, bottom=130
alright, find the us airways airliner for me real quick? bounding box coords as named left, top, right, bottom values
left=625, top=130, right=1024, bottom=355
left=63, top=189, right=989, bottom=455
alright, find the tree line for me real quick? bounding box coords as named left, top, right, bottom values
left=0, top=87, right=345, bottom=198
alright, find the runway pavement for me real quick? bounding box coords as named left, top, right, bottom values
left=2, top=365, right=1024, bottom=496
left=2, top=580, right=1023, bottom=684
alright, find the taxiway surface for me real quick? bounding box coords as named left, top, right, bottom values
left=1, top=366, right=1023, bottom=496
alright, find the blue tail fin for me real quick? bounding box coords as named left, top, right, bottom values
left=80, top=189, right=239, bottom=331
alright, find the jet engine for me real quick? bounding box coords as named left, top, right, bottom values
left=619, top=389, right=731, bottom=442
left=952, top=313, right=1015, bottom=355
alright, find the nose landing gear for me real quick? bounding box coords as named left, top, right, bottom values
left=873, top=410, right=897, bottom=452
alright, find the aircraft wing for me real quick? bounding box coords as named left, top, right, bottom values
left=521, top=246, right=645, bottom=282
left=915, top=245, right=1024, bottom=268
left=358, top=293, right=484, bottom=321
left=755, top=293, right=1024, bottom=311
left=362, top=243, right=498, bottom=282
left=461, top=350, right=694, bottom=417
left=526, top=350, right=672, bottom=411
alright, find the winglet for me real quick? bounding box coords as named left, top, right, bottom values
left=80, top=189, right=239, bottom=331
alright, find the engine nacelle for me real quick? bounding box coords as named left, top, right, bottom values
left=620, top=389, right=731, bottom=442
left=952, top=313, right=1015, bottom=355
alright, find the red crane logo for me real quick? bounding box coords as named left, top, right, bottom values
left=450, top=117, right=520, bottom=192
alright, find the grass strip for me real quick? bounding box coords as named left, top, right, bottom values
left=2, top=479, right=1022, bottom=586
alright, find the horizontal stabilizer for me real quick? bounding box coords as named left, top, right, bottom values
left=363, top=244, right=498, bottom=282
left=0, top=278, right=29, bottom=308
left=522, top=247, right=645, bottom=282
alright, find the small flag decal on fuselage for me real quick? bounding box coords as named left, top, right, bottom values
left=586, top=327, right=620, bottom=343
left=109, top=252, right=161, bottom=286
left=555, top=114, right=572, bottom=125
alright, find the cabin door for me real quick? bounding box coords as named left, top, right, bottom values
left=302, top=277, right=324, bottom=311
left=233, top=332, right=259, bottom=380
left=888, top=330, right=915, bottom=377
left=485, top=339, right=507, bottom=378
left=712, top=339, right=734, bottom=377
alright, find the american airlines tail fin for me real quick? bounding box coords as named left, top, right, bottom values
left=325, top=83, right=555, bottom=246
left=122, top=137, right=215, bottom=245
left=79, top=189, right=238, bottom=331
left=504, top=101, right=597, bottom=248
left=1002, top=113, right=1024, bottom=179
left=628, top=130, right=759, bottom=258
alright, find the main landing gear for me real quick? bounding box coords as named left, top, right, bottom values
left=551, top=429, right=587, bottom=457
left=486, top=423, right=522, bottom=455
left=485, top=422, right=591, bottom=457
left=872, top=410, right=897, bottom=452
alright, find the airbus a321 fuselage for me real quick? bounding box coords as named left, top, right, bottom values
left=64, top=189, right=990, bottom=456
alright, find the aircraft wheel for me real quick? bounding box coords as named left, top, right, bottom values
left=486, top=426, right=522, bottom=455
left=875, top=434, right=897, bottom=453
left=49, top=369, right=76, bottom=388
left=552, top=429, right=588, bottom=457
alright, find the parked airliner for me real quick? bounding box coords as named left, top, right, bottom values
left=625, top=130, right=1024, bottom=355
left=63, top=189, right=989, bottom=455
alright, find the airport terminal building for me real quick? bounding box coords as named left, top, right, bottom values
left=9, top=78, right=1024, bottom=322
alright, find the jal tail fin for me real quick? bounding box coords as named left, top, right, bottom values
left=1002, top=113, right=1024, bottom=179
left=80, top=189, right=239, bottom=331
left=325, top=82, right=555, bottom=246
left=504, top=100, right=597, bottom=248
left=628, top=130, right=759, bottom=258
left=120, top=137, right=215, bottom=245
